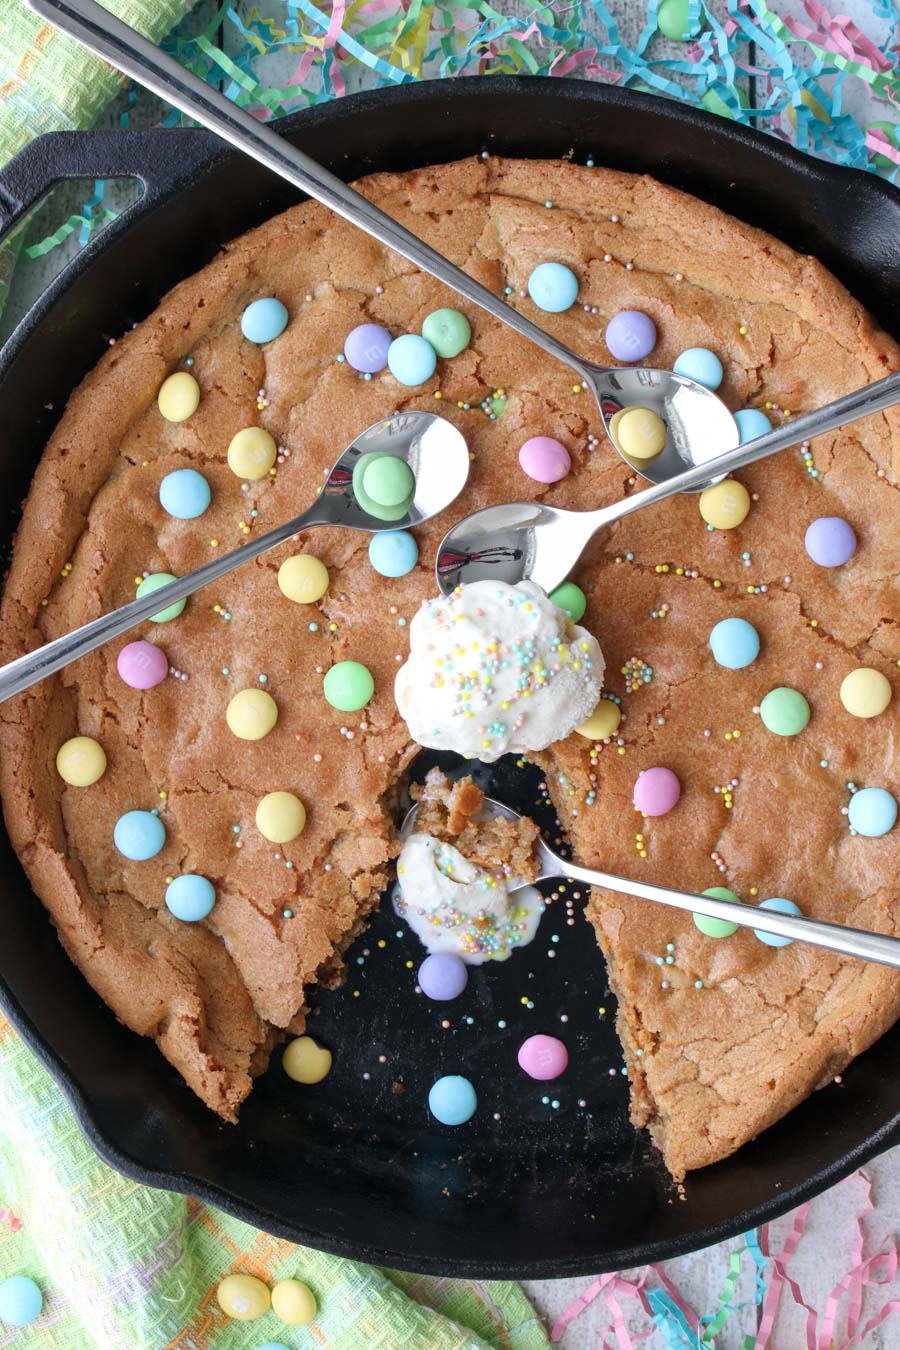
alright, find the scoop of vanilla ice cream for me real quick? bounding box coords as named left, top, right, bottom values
left=394, top=580, right=604, bottom=761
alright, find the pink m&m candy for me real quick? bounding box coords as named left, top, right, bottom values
left=633, top=766, right=681, bottom=817
left=518, top=436, right=571, bottom=484
left=117, top=640, right=168, bottom=689
left=517, top=1035, right=568, bottom=1081
left=605, top=310, right=657, bottom=363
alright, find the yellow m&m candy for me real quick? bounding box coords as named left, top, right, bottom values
left=216, top=1273, right=270, bottom=1321
left=227, top=427, right=276, bottom=480
left=272, top=1278, right=317, bottom=1326
left=283, top=1036, right=332, bottom=1085
left=840, top=667, right=892, bottom=719
left=226, top=689, right=278, bottom=740
left=157, top=371, right=200, bottom=423
left=56, top=736, right=106, bottom=786
left=278, top=554, right=329, bottom=604
left=256, top=791, right=306, bottom=843
left=699, top=479, right=750, bottom=530
left=576, top=698, right=621, bottom=740
left=615, top=407, right=667, bottom=461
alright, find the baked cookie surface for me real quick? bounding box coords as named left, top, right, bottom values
left=0, top=156, right=897, bottom=1171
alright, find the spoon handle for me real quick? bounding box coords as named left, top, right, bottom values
left=0, top=505, right=322, bottom=705
left=29, top=0, right=591, bottom=386
left=539, top=849, right=900, bottom=969
left=589, top=369, right=900, bottom=532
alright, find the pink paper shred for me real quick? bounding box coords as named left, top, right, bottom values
left=550, top=1169, right=900, bottom=1348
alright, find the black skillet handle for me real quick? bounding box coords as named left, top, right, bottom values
left=0, top=127, right=219, bottom=242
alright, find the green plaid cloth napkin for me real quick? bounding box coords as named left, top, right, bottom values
left=0, top=5, right=548, bottom=1346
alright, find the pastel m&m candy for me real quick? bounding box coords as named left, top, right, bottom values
left=549, top=581, right=586, bottom=622
left=216, top=1273, right=271, bottom=1321
left=363, top=455, right=414, bottom=508
left=369, top=530, right=418, bottom=578
left=759, top=686, right=810, bottom=736
left=0, top=1276, right=43, bottom=1327
left=517, top=1034, right=568, bottom=1081
left=709, top=617, right=760, bottom=669
left=633, top=766, right=681, bottom=817
left=344, top=323, right=392, bottom=373
left=418, top=952, right=468, bottom=1001
left=157, top=371, right=199, bottom=423
left=114, top=810, right=165, bottom=861
left=272, top=1279, right=317, bottom=1327
left=804, top=516, right=856, bottom=567
left=605, top=310, right=657, bottom=362
left=226, top=688, right=278, bottom=741
left=387, top=334, right=437, bottom=386
left=282, top=1035, right=332, bottom=1084
left=693, top=886, right=741, bottom=938
left=753, top=896, right=802, bottom=947
left=227, top=427, right=277, bottom=480
left=428, top=1074, right=477, bottom=1125
left=278, top=554, right=329, bottom=603
left=159, top=468, right=211, bottom=519
left=734, top=408, right=772, bottom=443
left=422, top=308, right=471, bottom=358
left=527, top=262, right=578, bottom=313
left=136, top=572, right=186, bottom=623
left=673, top=347, right=723, bottom=390
left=840, top=667, right=892, bottom=719
left=518, top=436, right=571, bottom=484
left=56, top=736, right=106, bottom=787
left=240, top=297, right=288, bottom=344
left=165, top=874, right=216, bottom=922
left=117, top=640, right=168, bottom=689
left=323, top=661, right=374, bottom=711
left=848, top=787, right=897, bottom=838
left=256, top=791, right=306, bottom=843
left=615, top=407, right=666, bottom=461
left=699, top=479, right=750, bottom=529
left=576, top=697, right=621, bottom=740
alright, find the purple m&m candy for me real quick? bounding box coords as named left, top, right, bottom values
left=517, top=1034, right=568, bottom=1081
left=605, top=310, right=657, bottom=363
left=343, top=323, right=392, bottom=374
left=518, top=436, right=571, bottom=484
left=117, top=640, right=168, bottom=689
left=633, top=766, right=681, bottom=817
left=804, top=516, right=856, bottom=568
left=418, top=952, right=468, bottom=1001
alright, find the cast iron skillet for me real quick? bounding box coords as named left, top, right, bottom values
left=0, top=79, right=898, bottom=1278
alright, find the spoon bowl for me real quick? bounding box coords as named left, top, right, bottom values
left=0, top=410, right=469, bottom=704
left=400, top=794, right=900, bottom=967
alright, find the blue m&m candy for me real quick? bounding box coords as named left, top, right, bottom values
left=387, top=334, right=437, bottom=386
left=734, top=408, right=772, bottom=444
left=428, top=1075, right=477, bottom=1125
left=0, top=1276, right=42, bottom=1327
left=673, top=347, right=723, bottom=391
left=114, top=810, right=166, bottom=861
left=527, top=262, right=578, bottom=313
left=159, top=468, right=211, bottom=520
left=240, top=297, right=288, bottom=344
left=166, top=874, right=216, bottom=922
left=848, top=787, right=897, bottom=838
left=753, top=896, right=802, bottom=947
left=368, top=530, right=418, bottom=577
left=709, top=617, right=760, bottom=669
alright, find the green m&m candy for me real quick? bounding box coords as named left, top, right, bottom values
left=422, top=308, right=471, bottom=358
left=548, top=581, right=587, bottom=623
left=323, top=660, right=374, bottom=712
left=693, top=887, right=741, bottom=938
left=759, top=686, right=810, bottom=736
left=136, top=572, right=186, bottom=623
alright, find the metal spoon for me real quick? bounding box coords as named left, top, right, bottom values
left=0, top=411, right=468, bottom=704
left=401, top=797, right=900, bottom=969
left=436, top=371, right=900, bottom=593
left=30, top=0, right=738, bottom=486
